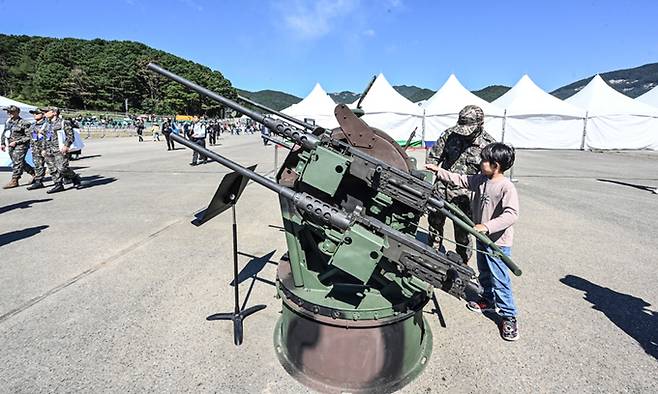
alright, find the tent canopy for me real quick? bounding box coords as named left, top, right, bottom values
left=635, top=84, right=658, bottom=108
left=282, top=83, right=339, bottom=129
left=424, top=74, right=504, bottom=117
left=493, top=75, right=584, bottom=117
left=358, top=73, right=422, bottom=116
left=566, top=75, right=658, bottom=116
left=0, top=95, right=36, bottom=126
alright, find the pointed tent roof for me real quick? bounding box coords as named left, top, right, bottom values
left=346, top=97, right=360, bottom=109
left=0, top=95, right=36, bottom=123
left=424, top=74, right=504, bottom=117
left=566, top=75, right=658, bottom=116
left=282, top=83, right=338, bottom=128
left=0, top=95, right=36, bottom=111
left=358, top=73, right=422, bottom=116
left=492, top=74, right=584, bottom=117
left=635, top=84, right=658, bottom=109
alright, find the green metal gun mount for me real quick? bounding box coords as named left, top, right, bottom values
left=149, top=63, right=522, bottom=394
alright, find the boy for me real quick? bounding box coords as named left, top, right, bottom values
left=426, top=142, right=520, bottom=341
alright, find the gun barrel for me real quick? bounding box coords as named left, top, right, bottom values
left=147, top=63, right=267, bottom=126
left=170, top=133, right=292, bottom=199
left=237, top=95, right=315, bottom=130
left=170, top=133, right=351, bottom=230
left=438, top=206, right=523, bottom=276
left=148, top=63, right=320, bottom=150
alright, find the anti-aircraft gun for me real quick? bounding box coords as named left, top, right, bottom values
left=147, top=63, right=522, bottom=393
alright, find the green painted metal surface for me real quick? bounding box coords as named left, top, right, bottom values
left=299, top=146, right=352, bottom=197
left=329, top=224, right=384, bottom=284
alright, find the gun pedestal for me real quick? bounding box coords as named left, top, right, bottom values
left=194, top=166, right=266, bottom=346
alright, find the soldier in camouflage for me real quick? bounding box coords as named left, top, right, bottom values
left=26, top=108, right=55, bottom=190
left=426, top=105, right=496, bottom=264
left=43, top=107, right=82, bottom=193
left=1, top=105, right=36, bottom=189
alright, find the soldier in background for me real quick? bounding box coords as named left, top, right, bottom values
left=26, top=108, right=53, bottom=190
left=426, top=105, right=496, bottom=265
left=161, top=118, right=175, bottom=150
left=207, top=121, right=217, bottom=146
left=43, top=107, right=82, bottom=193
left=135, top=118, right=145, bottom=142
left=1, top=105, right=35, bottom=189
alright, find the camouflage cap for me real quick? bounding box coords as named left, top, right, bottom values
left=41, top=106, right=61, bottom=114
left=29, top=108, right=44, bottom=114
left=2, top=105, right=20, bottom=113
left=450, top=105, right=485, bottom=136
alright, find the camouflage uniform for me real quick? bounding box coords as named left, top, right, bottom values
left=2, top=115, right=35, bottom=180
left=28, top=117, right=58, bottom=183
left=46, top=116, right=78, bottom=182
left=426, top=105, right=496, bottom=264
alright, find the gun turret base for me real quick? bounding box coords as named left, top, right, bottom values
left=273, top=259, right=433, bottom=394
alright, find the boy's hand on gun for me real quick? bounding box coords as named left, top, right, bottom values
left=473, top=224, right=489, bottom=233
left=424, top=163, right=440, bottom=173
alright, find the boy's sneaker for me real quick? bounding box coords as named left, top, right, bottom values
left=499, top=317, right=519, bottom=341
left=466, top=297, right=496, bottom=313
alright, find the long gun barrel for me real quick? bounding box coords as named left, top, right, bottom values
left=147, top=63, right=522, bottom=276
left=237, top=95, right=320, bottom=132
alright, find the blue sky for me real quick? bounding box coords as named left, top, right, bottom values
left=2, top=0, right=658, bottom=97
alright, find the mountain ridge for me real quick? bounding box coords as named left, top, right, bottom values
left=2, top=34, right=656, bottom=113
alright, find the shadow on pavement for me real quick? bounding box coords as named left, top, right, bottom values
left=597, top=179, right=658, bottom=194
left=0, top=199, right=53, bottom=215
left=232, top=250, right=277, bottom=286
left=237, top=251, right=279, bottom=267
left=0, top=225, right=49, bottom=247
left=76, top=154, right=102, bottom=160
left=560, top=274, right=657, bottom=360
left=425, top=292, right=447, bottom=328
left=80, top=175, right=117, bottom=189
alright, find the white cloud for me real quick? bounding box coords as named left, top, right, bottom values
left=281, top=0, right=359, bottom=40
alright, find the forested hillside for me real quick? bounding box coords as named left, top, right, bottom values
left=237, top=88, right=300, bottom=111
left=0, top=34, right=235, bottom=116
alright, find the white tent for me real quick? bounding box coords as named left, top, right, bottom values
left=358, top=73, right=423, bottom=144
left=346, top=97, right=360, bottom=110
left=493, top=75, right=585, bottom=149
left=282, top=83, right=339, bottom=129
left=636, top=84, right=658, bottom=108
left=566, top=75, right=658, bottom=150
left=1, top=95, right=37, bottom=166
left=0, top=95, right=37, bottom=125
left=424, top=74, right=505, bottom=145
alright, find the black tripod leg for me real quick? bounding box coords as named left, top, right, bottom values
left=233, top=314, right=244, bottom=346
left=206, top=313, right=235, bottom=321
left=241, top=304, right=267, bottom=317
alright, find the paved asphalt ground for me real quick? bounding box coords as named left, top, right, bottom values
left=0, top=134, right=656, bottom=393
